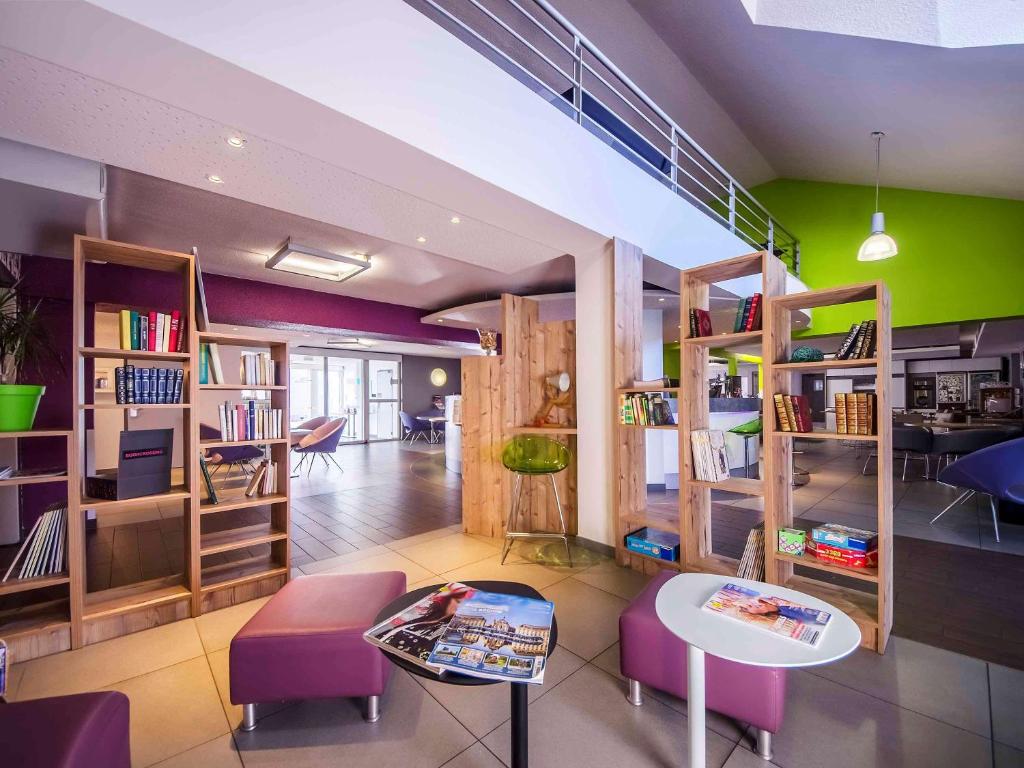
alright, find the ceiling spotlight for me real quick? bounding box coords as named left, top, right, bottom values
left=658, top=297, right=666, bottom=302
left=266, top=238, right=371, bottom=283
left=328, top=337, right=374, bottom=348
left=450, top=216, right=461, bottom=224
left=226, top=136, right=246, bottom=148
left=206, top=174, right=224, bottom=184
left=437, top=318, right=444, bottom=323
left=417, top=236, right=427, bottom=243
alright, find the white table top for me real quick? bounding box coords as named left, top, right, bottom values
left=420, top=415, right=446, bottom=422
left=655, top=573, right=861, bottom=668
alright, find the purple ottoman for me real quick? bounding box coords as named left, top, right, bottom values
left=619, top=570, right=787, bottom=760
left=0, top=691, right=130, bottom=768
left=230, top=571, right=407, bottom=730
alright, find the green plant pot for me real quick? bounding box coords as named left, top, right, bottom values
left=0, top=384, right=46, bottom=432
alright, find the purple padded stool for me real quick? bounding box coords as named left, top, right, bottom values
left=619, top=570, right=787, bottom=760
left=0, top=691, right=131, bottom=767
left=230, top=571, right=407, bottom=730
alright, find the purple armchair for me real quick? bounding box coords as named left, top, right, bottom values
left=201, top=423, right=263, bottom=478
left=619, top=570, right=787, bottom=760
left=292, top=417, right=346, bottom=476
left=0, top=691, right=130, bottom=767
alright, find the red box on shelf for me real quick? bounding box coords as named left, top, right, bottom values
left=808, top=540, right=877, bottom=569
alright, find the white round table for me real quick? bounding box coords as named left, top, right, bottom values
left=655, top=573, right=861, bottom=768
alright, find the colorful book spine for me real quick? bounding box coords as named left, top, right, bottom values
left=139, top=314, right=148, bottom=352
left=130, top=311, right=141, bottom=350
left=167, top=310, right=180, bottom=355
left=154, top=312, right=165, bottom=354
left=172, top=369, right=184, bottom=404
left=119, top=310, right=131, bottom=350
left=199, top=344, right=210, bottom=385
left=147, top=311, right=158, bottom=352
left=115, top=366, right=126, bottom=404
left=125, top=364, right=135, bottom=404
left=773, top=394, right=791, bottom=432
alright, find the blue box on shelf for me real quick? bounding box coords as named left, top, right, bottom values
left=624, top=527, right=679, bottom=562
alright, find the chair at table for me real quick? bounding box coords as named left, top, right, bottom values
left=862, top=425, right=932, bottom=481
left=200, top=423, right=263, bottom=478
left=931, top=428, right=1011, bottom=477
left=293, top=417, right=347, bottom=476
left=500, top=436, right=572, bottom=567
left=400, top=411, right=430, bottom=443
left=290, top=415, right=330, bottom=447
left=929, top=436, right=1024, bottom=542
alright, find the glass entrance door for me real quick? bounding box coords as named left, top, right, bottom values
left=327, top=357, right=364, bottom=442
left=368, top=359, right=400, bottom=441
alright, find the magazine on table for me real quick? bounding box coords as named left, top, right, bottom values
left=702, top=582, right=831, bottom=647
left=426, top=590, right=554, bottom=684
left=363, top=582, right=476, bottom=672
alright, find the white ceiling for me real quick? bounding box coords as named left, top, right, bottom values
left=628, top=0, right=1024, bottom=200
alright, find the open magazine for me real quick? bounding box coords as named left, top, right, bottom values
left=427, top=590, right=554, bottom=684
left=363, top=582, right=476, bottom=672
left=702, top=583, right=831, bottom=647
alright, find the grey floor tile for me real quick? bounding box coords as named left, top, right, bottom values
left=991, top=663, right=1024, bottom=752
left=151, top=734, right=242, bottom=767
left=441, top=743, right=505, bottom=768
left=721, top=744, right=784, bottom=768
left=411, top=646, right=585, bottom=738
left=480, top=664, right=736, bottom=768
left=235, top=671, right=475, bottom=768
left=769, top=670, right=992, bottom=768
left=540, top=578, right=627, bottom=660
left=995, top=742, right=1024, bottom=768
left=806, top=635, right=990, bottom=737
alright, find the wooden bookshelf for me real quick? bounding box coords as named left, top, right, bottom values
left=763, top=280, right=892, bottom=652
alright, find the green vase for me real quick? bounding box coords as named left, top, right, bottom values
left=0, top=384, right=46, bottom=431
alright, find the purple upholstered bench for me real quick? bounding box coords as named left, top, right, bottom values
left=619, top=570, right=787, bottom=760
left=230, top=571, right=407, bottom=730
left=0, top=691, right=131, bottom=768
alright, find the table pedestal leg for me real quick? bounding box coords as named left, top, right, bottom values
left=687, top=644, right=706, bottom=768
left=511, top=682, right=528, bottom=768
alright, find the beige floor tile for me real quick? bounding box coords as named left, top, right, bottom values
left=440, top=553, right=575, bottom=592
left=298, top=544, right=392, bottom=575
left=106, top=656, right=231, bottom=767
left=441, top=742, right=505, bottom=768
left=195, top=597, right=272, bottom=653
left=505, top=539, right=606, bottom=574
left=17, top=619, right=205, bottom=700
left=541, top=578, right=627, bottom=660
left=387, top=527, right=463, bottom=551
left=151, top=734, right=242, bottom=768
left=207, top=647, right=292, bottom=729
left=297, top=549, right=434, bottom=584
left=570, top=558, right=652, bottom=600
left=398, top=533, right=501, bottom=574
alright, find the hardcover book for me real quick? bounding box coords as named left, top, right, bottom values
left=773, top=394, right=791, bottom=432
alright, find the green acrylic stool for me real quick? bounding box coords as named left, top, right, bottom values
left=500, top=435, right=573, bottom=567
left=728, top=417, right=762, bottom=478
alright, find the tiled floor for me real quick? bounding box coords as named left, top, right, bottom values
left=8, top=529, right=1023, bottom=767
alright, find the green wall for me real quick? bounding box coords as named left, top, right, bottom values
left=751, top=179, right=1024, bottom=336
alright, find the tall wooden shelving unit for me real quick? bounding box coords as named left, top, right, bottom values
left=0, top=236, right=292, bottom=661
left=612, top=244, right=893, bottom=653
left=763, top=282, right=892, bottom=652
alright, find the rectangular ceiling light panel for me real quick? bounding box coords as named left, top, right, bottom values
left=266, top=239, right=370, bottom=282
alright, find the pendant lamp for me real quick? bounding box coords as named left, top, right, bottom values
left=857, top=131, right=898, bottom=262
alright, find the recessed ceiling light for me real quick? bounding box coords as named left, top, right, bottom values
left=226, top=136, right=246, bottom=148
left=417, top=236, right=427, bottom=243
left=266, top=238, right=371, bottom=283
left=207, top=174, right=224, bottom=184
left=437, top=318, right=444, bottom=323
left=450, top=216, right=460, bottom=224
left=658, top=297, right=665, bottom=302
left=328, top=337, right=374, bottom=348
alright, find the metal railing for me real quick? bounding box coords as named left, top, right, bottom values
left=411, top=0, right=800, bottom=274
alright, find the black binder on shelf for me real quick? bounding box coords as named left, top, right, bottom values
left=85, top=428, right=173, bottom=500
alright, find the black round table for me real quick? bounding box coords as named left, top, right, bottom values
left=373, top=580, right=557, bottom=768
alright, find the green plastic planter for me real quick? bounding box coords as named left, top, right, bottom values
left=0, top=384, right=45, bottom=432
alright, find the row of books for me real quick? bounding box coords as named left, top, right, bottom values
left=114, top=366, right=185, bottom=404
left=0, top=466, right=64, bottom=481
left=117, top=309, right=184, bottom=353
left=736, top=523, right=765, bottom=581
left=199, top=343, right=225, bottom=385
left=216, top=400, right=285, bottom=442
left=198, top=345, right=277, bottom=387
left=772, top=394, right=813, bottom=432
left=731, top=293, right=763, bottom=333
left=690, top=429, right=730, bottom=482
left=364, top=582, right=554, bottom=683
left=836, top=393, right=877, bottom=435
left=688, top=308, right=713, bottom=338
left=619, top=392, right=675, bottom=426
left=245, top=459, right=279, bottom=497
left=836, top=320, right=877, bottom=360
left=2, top=502, right=66, bottom=582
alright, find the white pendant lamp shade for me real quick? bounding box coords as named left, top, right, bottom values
left=857, top=212, right=898, bottom=261
left=857, top=133, right=897, bottom=262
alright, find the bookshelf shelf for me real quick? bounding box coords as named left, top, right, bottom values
left=200, top=555, right=288, bottom=593
left=617, top=423, right=678, bottom=430
left=688, top=477, right=764, bottom=496
left=200, top=438, right=289, bottom=449
left=0, top=472, right=68, bottom=488
left=0, top=599, right=72, bottom=658
left=681, top=329, right=762, bottom=348
left=79, top=346, right=189, bottom=362
left=772, top=551, right=879, bottom=583
left=199, top=493, right=288, bottom=515
left=197, top=331, right=284, bottom=347
left=615, top=386, right=681, bottom=394
left=0, top=573, right=70, bottom=596
left=199, top=524, right=288, bottom=556
left=199, top=384, right=287, bottom=391
left=0, top=429, right=72, bottom=439
left=772, top=357, right=878, bottom=372
left=79, top=403, right=190, bottom=411
left=80, top=486, right=191, bottom=512
left=771, top=431, right=879, bottom=442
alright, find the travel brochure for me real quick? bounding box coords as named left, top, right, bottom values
left=702, top=582, right=831, bottom=647
left=363, top=583, right=554, bottom=683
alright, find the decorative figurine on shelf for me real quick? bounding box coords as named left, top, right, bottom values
left=531, top=372, right=573, bottom=427
left=477, top=328, right=498, bottom=355
left=790, top=346, right=825, bottom=363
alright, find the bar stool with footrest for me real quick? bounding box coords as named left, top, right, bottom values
left=500, top=435, right=573, bottom=567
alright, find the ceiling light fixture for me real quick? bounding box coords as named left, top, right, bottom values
left=266, top=238, right=371, bottom=283
left=450, top=216, right=460, bottom=224
left=328, top=337, right=374, bottom=348
left=206, top=174, right=224, bottom=184
left=437, top=318, right=444, bottom=323
left=226, top=136, right=246, bottom=148
left=417, top=236, right=427, bottom=243
left=857, top=131, right=898, bottom=262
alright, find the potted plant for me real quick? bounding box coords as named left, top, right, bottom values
left=0, top=280, right=63, bottom=431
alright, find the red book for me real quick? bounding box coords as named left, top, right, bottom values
left=744, top=293, right=762, bottom=331
left=147, top=311, right=157, bottom=352
left=236, top=405, right=245, bottom=442
left=176, top=317, right=185, bottom=352
left=696, top=309, right=713, bottom=337
left=794, top=395, right=813, bottom=432
left=167, top=310, right=180, bottom=355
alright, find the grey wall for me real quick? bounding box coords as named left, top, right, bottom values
left=403, top=355, right=462, bottom=416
